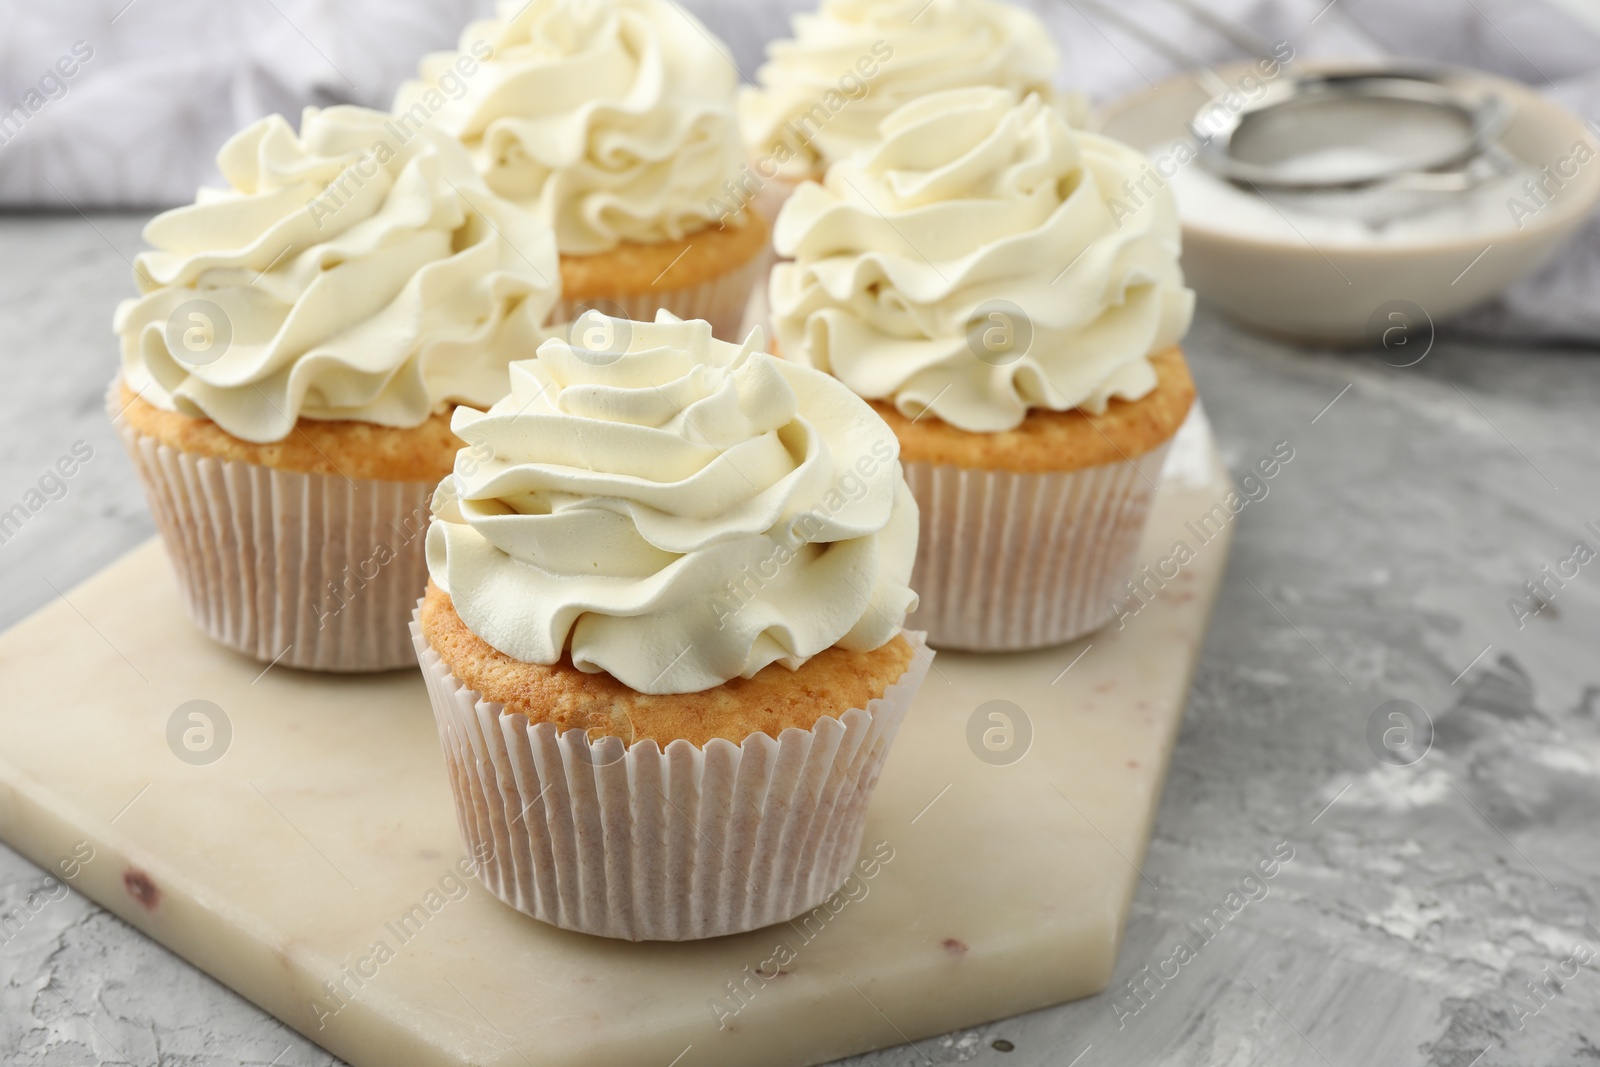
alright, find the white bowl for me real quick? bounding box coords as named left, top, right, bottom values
left=1097, top=64, right=1600, bottom=345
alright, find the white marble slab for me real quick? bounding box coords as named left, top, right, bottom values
left=0, top=413, right=1231, bottom=1067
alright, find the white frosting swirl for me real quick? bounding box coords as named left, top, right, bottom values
left=739, top=0, right=1063, bottom=179
left=770, top=88, right=1195, bottom=433
left=396, top=0, right=746, bottom=255
left=114, top=105, right=559, bottom=444
left=426, top=312, right=919, bottom=695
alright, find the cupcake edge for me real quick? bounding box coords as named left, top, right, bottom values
left=903, top=440, right=1174, bottom=651
left=552, top=214, right=771, bottom=343
left=110, top=380, right=436, bottom=672
left=412, top=608, right=931, bottom=940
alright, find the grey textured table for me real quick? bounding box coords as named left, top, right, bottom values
left=2, top=212, right=1598, bottom=1066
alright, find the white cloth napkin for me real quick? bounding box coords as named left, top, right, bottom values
left=3, top=0, right=1596, bottom=340
left=0, top=0, right=486, bottom=207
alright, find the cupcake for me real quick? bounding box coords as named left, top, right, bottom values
left=736, top=0, right=1069, bottom=224
left=112, top=105, right=559, bottom=672
left=770, top=88, right=1196, bottom=652
left=396, top=0, right=766, bottom=341
left=414, top=312, right=927, bottom=940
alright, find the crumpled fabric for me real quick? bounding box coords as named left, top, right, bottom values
left=3, top=0, right=1597, bottom=340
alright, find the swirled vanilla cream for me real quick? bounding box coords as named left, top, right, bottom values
left=426, top=312, right=919, bottom=695
left=114, top=105, right=559, bottom=444
left=739, top=0, right=1063, bottom=180
left=770, top=88, right=1194, bottom=433
left=395, top=0, right=747, bottom=255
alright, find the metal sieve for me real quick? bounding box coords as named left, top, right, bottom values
left=1193, top=68, right=1514, bottom=220
left=1070, top=0, right=1517, bottom=224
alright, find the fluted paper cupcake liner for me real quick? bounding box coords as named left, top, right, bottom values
left=903, top=444, right=1172, bottom=652
left=553, top=248, right=767, bottom=344
left=412, top=615, right=931, bottom=941
left=110, top=389, right=434, bottom=672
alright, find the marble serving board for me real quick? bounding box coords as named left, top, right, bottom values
left=0, top=410, right=1232, bottom=1067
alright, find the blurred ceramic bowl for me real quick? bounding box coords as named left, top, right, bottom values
left=1097, top=63, right=1600, bottom=345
